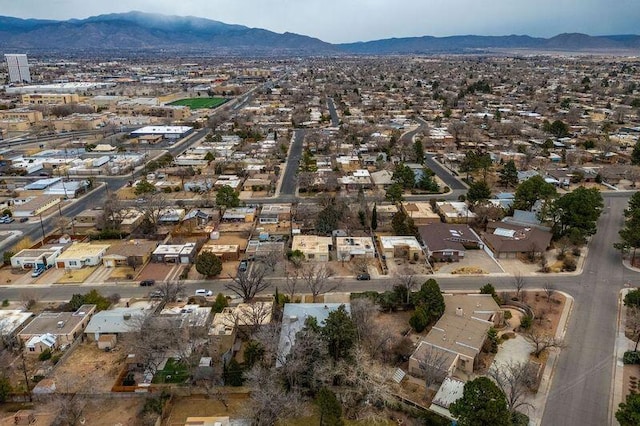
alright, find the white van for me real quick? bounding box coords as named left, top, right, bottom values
left=195, top=289, right=213, bottom=297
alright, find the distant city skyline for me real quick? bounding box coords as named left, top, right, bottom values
left=1, top=0, right=638, bottom=44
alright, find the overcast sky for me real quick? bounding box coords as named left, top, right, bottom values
left=2, top=0, right=639, bottom=43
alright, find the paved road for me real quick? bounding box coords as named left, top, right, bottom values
left=401, top=117, right=467, bottom=191
left=327, top=97, right=340, bottom=127
left=279, top=129, right=306, bottom=196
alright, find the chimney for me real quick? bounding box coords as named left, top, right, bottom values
left=455, top=307, right=464, bottom=317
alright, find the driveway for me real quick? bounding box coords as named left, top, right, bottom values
left=435, top=249, right=504, bottom=275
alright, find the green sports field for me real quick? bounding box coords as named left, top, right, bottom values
left=168, top=97, right=227, bottom=109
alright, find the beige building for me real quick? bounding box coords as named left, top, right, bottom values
left=200, top=244, right=240, bottom=261
left=335, top=236, right=375, bottom=260
left=409, top=294, right=501, bottom=377
left=49, top=113, right=106, bottom=132
left=404, top=202, right=441, bottom=225
left=291, top=235, right=332, bottom=262
left=55, top=243, right=110, bottom=269
left=0, top=109, right=43, bottom=124
left=21, top=93, right=80, bottom=105
left=12, top=195, right=61, bottom=218
left=378, top=236, right=423, bottom=260
left=18, top=304, right=96, bottom=353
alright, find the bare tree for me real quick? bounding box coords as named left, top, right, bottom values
left=488, top=360, right=537, bottom=414
left=513, top=272, right=526, bottom=300
left=626, top=306, right=640, bottom=351
left=225, top=265, right=269, bottom=302
left=283, top=270, right=300, bottom=302
left=350, top=257, right=371, bottom=275
left=51, top=394, right=87, bottom=426
left=524, top=331, right=566, bottom=358
left=543, top=281, right=556, bottom=304
left=244, top=365, right=302, bottom=426
left=20, top=291, right=39, bottom=310
left=417, top=345, right=450, bottom=389
left=394, top=270, right=417, bottom=305
left=301, top=264, right=339, bottom=302
left=259, top=250, right=283, bottom=272
left=157, top=280, right=186, bottom=304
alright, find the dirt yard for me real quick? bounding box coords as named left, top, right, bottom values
left=164, top=394, right=250, bottom=426
left=79, top=397, right=145, bottom=425
left=50, top=341, right=127, bottom=393
left=520, top=291, right=566, bottom=336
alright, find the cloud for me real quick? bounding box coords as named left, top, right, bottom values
left=0, top=0, right=638, bottom=43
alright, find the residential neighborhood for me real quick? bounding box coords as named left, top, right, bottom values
left=0, top=8, right=639, bottom=426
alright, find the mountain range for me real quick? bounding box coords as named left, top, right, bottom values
left=0, top=11, right=639, bottom=55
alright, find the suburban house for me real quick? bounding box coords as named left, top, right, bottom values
left=152, top=242, right=197, bottom=264
left=12, top=195, right=61, bottom=218
left=482, top=222, right=553, bottom=259
left=404, top=202, right=441, bottom=226
left=258, top=204, right=291, bottom=224
left=335, top=237, right=376, bottom=260
left=55, top=243, right=110, bottom=269
left=84, top=304, right=155, bottom=341
left=222, top=207, right=256, bottom=223
left=74, top=208, right=104, bottom=231
left=18, top=304, right=96, bottom=353
left=435, top=201, right=477, bottom=224
left=200, top=244, right=240, bottom=261
left=277, top=303, right=350, bottom=367
left=245, top=240, right=285, bottom=261
left=102, top=240, right=157, bottom=268
left=10, top=246, right=63, bottom=270
left=182, top=209, right=216, bottom=227
left=291, top=235, right=332, bottom=262
left=378, top=236, right=423, bottom=260
left=370, top=170, right=394, bottom=189
left=418, top=223, right=483, bottom=262
left=408, top=294, right=501, bottom=378
left=0, top=310, right=34, bottom=344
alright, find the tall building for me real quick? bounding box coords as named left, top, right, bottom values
left=5, top=54, right=31, bottom=83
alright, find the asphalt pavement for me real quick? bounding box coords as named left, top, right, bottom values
left=327, top=97, right=340, bottom=127
left=279, top=129, right=305, bottom=196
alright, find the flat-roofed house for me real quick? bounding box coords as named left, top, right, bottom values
left=11, top=246, right=63, bottom=270
left=378, top=236, right=423, bottom=260
left=335, top=236, right=375, bottom=260
left=12, top=195, right=61, bottom=218
left=404, top=202, right=441, bottom=226
left=291, top=235, right=332, bottom=262
left=55, top=243, right=110, bottom=269
left=152, top=243, right=197, bottom=264
left=102, top=240, right=157, bottom=268
left=482, top=222, right=552, bottom=259
left=200, top=244, right=240, bottom=261
left=18, top=304, right=96, bottom=353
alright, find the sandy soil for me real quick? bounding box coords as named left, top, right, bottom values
left=165, top=394, right=249, bottom=426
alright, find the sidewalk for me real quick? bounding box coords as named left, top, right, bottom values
left=610, top=288, right=633, bottom=425
left=528, top=291, right=574, bottom=425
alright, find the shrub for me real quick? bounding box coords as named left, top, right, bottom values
left=409, top=307, right=429, bottom=332
left=623, top=351, right=640, bottom=365
left=38, top=349, right=52, bottom=361
left=562, top=257, right=577, bottom=272
left=1, top=299, right=8, bottom=307
left=51, top=354, right=62, bottom=365
left=625, top=289, right=640, bottom=307
left=503, top=310, right=512, bottom=320
left=520, top=315, right=533, bottom=330
left=572, top=247, right=581, bottom=257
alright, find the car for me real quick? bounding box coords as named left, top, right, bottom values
left=19, top=217, right=28, bottom=223
left=31, top=267, right=45, bottom=278
left=149, top=290, right=164, bottom=299
left=3, top=217, right=14, bottom=223
left=139, top=279, right=155, bottom=287
left=195, top=289, right=213, bottom=297
left=356, top=273, right=371, bottom=281
left=238, top=260, right=249, bottom=272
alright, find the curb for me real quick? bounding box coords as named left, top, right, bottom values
left=610, top=289, right=632, bottom=425
left=532, top=291, right=574, bottom=426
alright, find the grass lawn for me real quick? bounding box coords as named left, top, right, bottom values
left=153, top=358, right=189, bottom=384
left=168, top=97, right=227, bottom=109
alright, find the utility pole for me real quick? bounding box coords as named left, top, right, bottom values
left=39, top=213, right=46, bottom=245
left=20, top=350, right=32, bottom=402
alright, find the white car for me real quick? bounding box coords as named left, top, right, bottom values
left=195, top=289, right=213, bottom=297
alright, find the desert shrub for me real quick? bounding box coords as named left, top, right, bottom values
left=562, top=257, right=577, bottom=272
left=520, top=315, right=533, bottom=330
left=38, top=349, right=52, bottom=361
left=623, top=351, right=640, bottom=365
left=503, top=310, right=512, bottom=320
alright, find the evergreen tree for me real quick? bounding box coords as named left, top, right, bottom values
left=414, top=140, right=425, bottom=164
left=371, top=204, right=378, bottom=231
left=321, top=305, right=356, bottom=362
left=632, top=139, right=640, bottom=166
left=216, top=185, right=240, bottom=209
left=467, top=180, right=492, bottom=203
left=317, top=388, right=344, bottom=426
left=616, top=393, right=640, bottom=426
left=499, top=160, right=518, bottom=188
left=449, top=377, right=511, bottom=426
left=413, top=279, right=446, bottom=323
left=195, top=251, right=223, bottom=277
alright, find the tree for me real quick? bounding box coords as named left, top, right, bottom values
left=548, top=186, right=603, bottom=240
left=489, top=361, right=536, bottom=414
left=385, top=183, right=404, bottom=203
left=226, top=265, right=269, bottom=302
left=513, top=272, right=526, bottom=300
left=416, top=169, right=439, bottom=192
left=466, top=180, right=491, bottom=203
left=543, top=119, right=570, bottom=138
left=391, top=210, right=416, bottom=236
left=392, top=164, right=415, bottom=189
left=215, top=185, right=240, bottom=209
left=68, top=289, right=111, bottom=311
left=315, top=198, right=346, bottom=234
left=134, top=180, right=156, bottom=196
left=156, top=281, right=186, bottom=304
left=417, top=344, right=450, bottom=388
left=301, top=264, right=338, bottom=302
left=321, top=304, right=357, bottom=362
left=0, top=376, right=11, bottom=403
left=617, top=392, right=640, bottom=426
left=514, top=175, right=557, bottom=211
left=212, top=293, right=228, bottom=313
left=371, top=204, right=378, bottom=231
left=260, top=249, right=282, bottom=272
left=413, top=279, right=446, bottom=324
left=619, top=194, right=640, bottom=264
left=449, top=376, right=511, bottom=426
left=317, top=387, right=344, bottom=426
left=543, top=281, right=556, bottom=303
left=524, top=331, right=566, bottom=358
left=631, top=139, right=640, bottom=166
left=195, top=251, right=222, bottom=277
left=414, top=140, right=425, bottom=164
left=499, top=159, right=518, bottom=188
